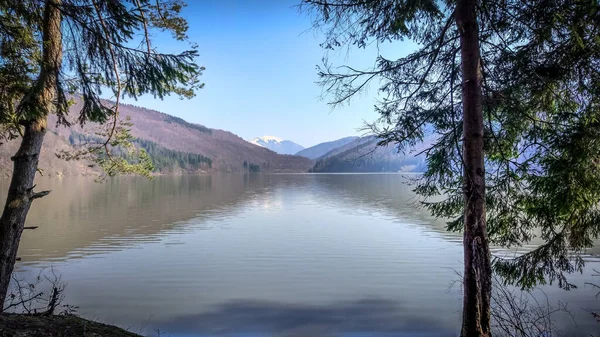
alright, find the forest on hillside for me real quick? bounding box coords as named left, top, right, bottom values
left=68, top=132, right=212, bottom=172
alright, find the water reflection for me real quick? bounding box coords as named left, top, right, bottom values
left=306, top=174, right=458, bottom=238
left=3, top=174, right=599, bottom=336
left=6, top=174, right=456, bottom=264
left=8, top=174, right=274, bottom=264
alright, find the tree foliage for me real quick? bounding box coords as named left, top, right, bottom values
left=0, top=0, right=204, bottom=177
left=0, top=0, right=42, bottom=143
left=0, top=0, right=203, bottom=308
left=303, top=0, right=600, bottom=289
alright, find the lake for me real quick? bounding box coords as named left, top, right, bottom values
left=6, top=174, right=600, bottom=336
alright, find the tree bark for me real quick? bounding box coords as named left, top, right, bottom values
left=456, top=0, right=492, bottom=336
left=0, top=0, right=62, bottom=309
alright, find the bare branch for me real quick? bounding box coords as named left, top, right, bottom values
left=30, top=190, right=51, bottom=200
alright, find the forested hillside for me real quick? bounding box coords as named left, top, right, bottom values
left=0, top=100, right=313, bottom=177
left=311, top=136, right=426, bottom=173
left=295, top=136, right=358, bottom=159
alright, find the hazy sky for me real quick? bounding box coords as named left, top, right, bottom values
left=122, top=0, right=416, bottom=148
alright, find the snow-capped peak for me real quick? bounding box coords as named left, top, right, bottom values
left=248, top=136, right=305, bottom=155
left=251, top=135, right=283, bottom=144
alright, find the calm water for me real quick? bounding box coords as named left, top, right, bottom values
left=6, top=174, right=600, bottom=336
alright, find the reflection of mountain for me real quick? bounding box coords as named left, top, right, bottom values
left=12, top=174, right=460, bottom=265
left=305, top=174, right=459, bottom=240
left=12, top=175, right=274, bottom=264
left=30, top=173, right=594, bottom=268
left=11, top=174, right=455, bottom=266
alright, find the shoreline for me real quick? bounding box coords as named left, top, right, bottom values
left=0, top=313, right=141, bottom=337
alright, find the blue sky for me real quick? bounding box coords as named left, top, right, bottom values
left=123, top=0, right=416, bottom=148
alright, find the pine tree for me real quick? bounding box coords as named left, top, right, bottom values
left=0, top=0, right=203, bottom=308
left=302, top=0, right=600, bottom=335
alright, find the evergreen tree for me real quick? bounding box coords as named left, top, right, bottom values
left=303, top=0, right=600, bottom=335
left=0, top=0, right=203, bottom=307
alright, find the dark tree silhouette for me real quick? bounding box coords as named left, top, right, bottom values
left=303, top=0, right=600, bottom=335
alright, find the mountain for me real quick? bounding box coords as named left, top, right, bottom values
left=295, top=136, right=359, bottom=159
left=0, top=100, right=313, bottom=177
left=249, top=136, right=304, bottom=155
left=311, top=136, right=428, bottom=173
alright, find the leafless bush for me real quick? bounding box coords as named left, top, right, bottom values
left=491, top=274, right=572, bottom=337
left=449, top=270, right=571, bottom=337
left=583, top=268, right=600, bottom=331
left=2, top=267, right=76, bottom=315
left=153, top=328, right=172, bottom=337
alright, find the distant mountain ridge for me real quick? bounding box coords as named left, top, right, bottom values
left=0, top=98, right=433, bottom=176
left=249, top=136, right=304, bottom=155
left=0, top=100, right=313, bottom=177
left=295, top=136, right=359, bottom=159
left=311, top=136, right=427, bottom=173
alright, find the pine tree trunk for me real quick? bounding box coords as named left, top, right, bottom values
left=456, top=0, right=492, bottom=336
left=0, top=0, right=62, bottom=309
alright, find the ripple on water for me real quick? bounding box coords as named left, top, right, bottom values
left=7, top=174, right=600, bottom=336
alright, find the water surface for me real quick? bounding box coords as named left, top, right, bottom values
left=7, top=174, right=600, bottom=336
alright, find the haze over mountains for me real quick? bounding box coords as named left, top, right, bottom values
left=295, top=136, right=359, bottom=159
left=311, top=136, right=428, bottom=173
left=0, top=101, right=427, bottom=177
